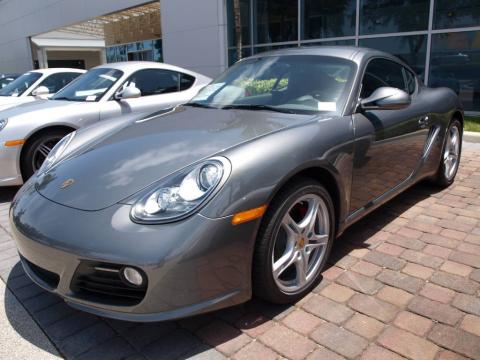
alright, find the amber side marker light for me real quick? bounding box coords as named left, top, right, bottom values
left=4, top=140, right=25, bottom=147
left=232, top=205, right=268, bottom=225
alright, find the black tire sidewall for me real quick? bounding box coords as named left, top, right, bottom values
left=253, top=179, right=335, bottom=304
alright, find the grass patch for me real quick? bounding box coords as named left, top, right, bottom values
left=465, top=115, right=480, bottom=132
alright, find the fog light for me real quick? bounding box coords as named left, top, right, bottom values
left=122, top=267, right=144, bottom=286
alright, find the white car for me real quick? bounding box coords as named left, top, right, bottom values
left=0, top=61, right=211, bottom=185
left=0, top=68, right=85, bottom=111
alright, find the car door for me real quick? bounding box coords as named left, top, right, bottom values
left=349, top=58, right=431, bottom=213
left=99, top=69, right=196, bottom=120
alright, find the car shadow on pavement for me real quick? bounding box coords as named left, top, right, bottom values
left=0, top=186, right=19, bottom=204
left=2, top=181, right=444, bottom=358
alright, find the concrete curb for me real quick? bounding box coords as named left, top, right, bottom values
left=464, top=131, right=480, bottom=143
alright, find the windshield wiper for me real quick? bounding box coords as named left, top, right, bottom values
left=221, top=104, right=295, bottom=114
left=53, top=97, right=82, bottom=102
left=183, top=102, right=217, bottom=109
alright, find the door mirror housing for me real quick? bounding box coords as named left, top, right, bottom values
left=31, top=86, right=50, bottom=98
left=115, top=86, right=141, bottom=100
left=360, top=87, right=411, bottom=111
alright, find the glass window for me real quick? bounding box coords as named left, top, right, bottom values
left=434, top=0, right=480, bottom=29
left=360, top=0, right=429, bottom=35
left=227, top=0, right=251, bottom=47
left=35, top=72, right=81, bottom=94
left=403, top=68, right=417, bottom=95
left=153, top=39, right=163, bottom=62
left=228, top=47, right=252, bottom=66
left=253, top=43, right=298, bottom=55
left=360, top=58, right=406, bottom=98
left=301, top=0, right=356, bottom=40
left=191, top=55, right=357, bottom=115
left=429, top=31, right=480, bottom=111
left=123, top=69, right=181, bottom=96
left=359, top=35, right=427, bottom=80
left=255, top=0, right=298, bottom=44
left=180, top=73, right=196, bottom=91
left=302, top=39, right=356, bottom=47
left=0, top=72, right=42, bottom=97
left=106, top=47, right=117, bottom=63
left=52, top=68, right=123, bottom=102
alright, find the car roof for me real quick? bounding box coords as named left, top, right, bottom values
left=30, top=68, right=86, bottom=74
left=93, top=61, right=209, bottom=79
left=249, top=46, right=402, bottom=66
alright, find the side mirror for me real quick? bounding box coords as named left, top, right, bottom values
left=31, top=86, right=50, bottom=98
left=115, top=86, right=141, bottom=100
left=360, top=87, right=411, bottom=111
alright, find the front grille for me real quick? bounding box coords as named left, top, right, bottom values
left=21, top=255, right=60, bottom=290
left=70, top=261, right=147, bottom=306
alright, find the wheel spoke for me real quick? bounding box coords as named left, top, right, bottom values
left=306, top=234, right=328, bottom=249
left=298, top=198, right=319, bottom=235
left=37, top=144, right=52, bottom=158
left=273, top=247, right=297, bottom=279
left=282, top=213, right=301, bottom=236
left=294, top=251, right=308, bottom=287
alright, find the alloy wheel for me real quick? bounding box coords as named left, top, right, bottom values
left=31, top=136, right=63, bottom=171
left=272, top=194, right=330, bottom=293
left=443, top=125, right=460, bottom=181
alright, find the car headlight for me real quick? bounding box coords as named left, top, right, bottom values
left=130, top=156, right=231, bottom=224
left=37, top=131, right=76, bottom=175
left=0, top=119, right=7, bottom=132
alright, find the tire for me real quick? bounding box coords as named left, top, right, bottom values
left=434, top=119, right=462, bottom=187
left=252, top=178, right=335, bottom=304
left=21, top=128, right=71, bottom=181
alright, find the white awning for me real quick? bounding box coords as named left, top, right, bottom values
left=31, top=37, right=105, bottom=49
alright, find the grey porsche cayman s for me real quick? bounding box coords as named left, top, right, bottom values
left=10, top=46, right=463, bottom=321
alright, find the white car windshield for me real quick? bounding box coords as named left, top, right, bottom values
left=52, top=68, right=124, bottom=102
left=189, top=55, right=357, bottom=115
left=0, top=72, right=42, bottom=97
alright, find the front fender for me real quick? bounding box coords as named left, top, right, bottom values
left=200, top=115, right=355, bottom=226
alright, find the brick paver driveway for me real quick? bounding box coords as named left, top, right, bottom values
left=0, top=145, right=480, bottom=360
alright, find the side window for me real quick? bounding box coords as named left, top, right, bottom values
left=179, top=73, right=195, bottom=91
left=123, top=69, right=180, bottom=96
left=361, top=59, right=406, bottom=98
left=36, top=72, right=80, bottom=94
left=402, top=67, right=416, bottom=95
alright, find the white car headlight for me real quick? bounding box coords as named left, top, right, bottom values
left=130, top=157, right=231, bottom=224
left=37, top=131, right=76, bottom=175
left=0, top=119, right=7, bottom=132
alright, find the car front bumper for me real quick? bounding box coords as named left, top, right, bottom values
left=0, top=138, right=23, bottom=186
left=10, top=181, right=258, bottom=321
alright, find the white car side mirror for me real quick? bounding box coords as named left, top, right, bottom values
left=32, top=86, right=50, bottom=98
left=115, top=86, right=141, bottom=100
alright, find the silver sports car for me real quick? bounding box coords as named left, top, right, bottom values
left=11, top=47, right=462, bottom=322
left=0, top=61, right=211, bottom=185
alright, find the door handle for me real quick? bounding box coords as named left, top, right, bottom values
left=418, top=116, right=429, bottom=128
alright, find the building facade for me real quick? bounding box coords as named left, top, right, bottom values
left=0, top=0, right=478, bottom=111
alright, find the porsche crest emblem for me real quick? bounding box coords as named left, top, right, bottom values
left=60, top=178, right=75, bottom=189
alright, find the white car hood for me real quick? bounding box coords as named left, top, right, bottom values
left=0, top=99, right=100, bottom=123
left=0, top=96, right=34, bottom=111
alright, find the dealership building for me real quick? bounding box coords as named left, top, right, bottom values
left=0, top=0, right=479, bottom=111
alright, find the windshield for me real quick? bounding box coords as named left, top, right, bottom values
left=190, top=55, right=356, bottom=114
left=0, top=72, right=42, bottom=97
left=52, top=68, right=123, bottom=102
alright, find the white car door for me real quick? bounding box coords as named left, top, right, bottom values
left=99, top=68, right=197, bottom=120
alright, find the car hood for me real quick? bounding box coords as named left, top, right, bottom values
left=0, top=99, right=97, bottom=120
left=0, top=96, right=33, bottom=111
left=35, top=106, right=317, bottom=211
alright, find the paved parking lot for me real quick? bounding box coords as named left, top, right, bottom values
left=0, top=144, right=480, bottom=360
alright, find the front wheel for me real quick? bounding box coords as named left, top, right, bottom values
left=21, top=129, right=71, bottom=181
left=434, top=119, right=462, bottom=187
left=253, top=178, right=335, bottom=304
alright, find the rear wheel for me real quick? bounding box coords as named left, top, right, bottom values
left=21, top=129, right=71, bottom=181
left=434, top=119, right=462, bottom=187
left=253, top=178, right=335, bottom=304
